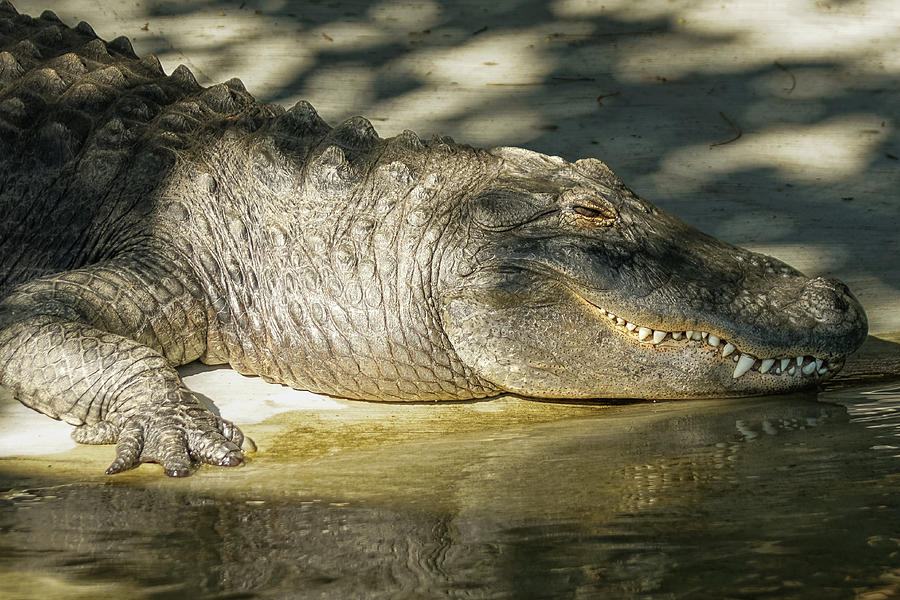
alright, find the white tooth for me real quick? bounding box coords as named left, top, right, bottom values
left=780, top=359, right=791, bottom=371
left=733, top=354, right=739, bottom=362
left=796, top=356, right=804, bottom=366
left=599, top=308, right=607, bottom=314
left=652, top=330, right=667, bottom=344
left=815, top=358, right=823, bottom=370
left=817, top=367, right=828, bottom=375
left=760, top=359, right=775, bottom=373
left=637, top=327, right=652, bottom=341
left=616, top=317, right=625, bottom=325
left=707, top=334, right=719, bottom=346
left=733, top=354, right=755, bottom=378
left=685, top=330, right=694, bottom=339
left=802, top=361, right=816, bottom=375
left=672, top=332, right=683, bottom=340
left=607, top=312, right=616, bottom=320
left=701, top=332, right=708, bottom=339
left=626, top=322, right=637, bottom=331
left=722, top=343, right=735, bottom=357
left=692, top=331, right=703, bottom=341
left=788, top=366, right=797, bottom=376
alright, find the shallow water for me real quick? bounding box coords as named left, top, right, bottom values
left=2, top=383, right=900, bottom=599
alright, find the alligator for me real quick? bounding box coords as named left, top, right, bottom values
left=0, top=3, right=868, bottom=476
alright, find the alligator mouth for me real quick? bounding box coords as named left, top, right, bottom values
left=593, top=305, right=844, bottom=380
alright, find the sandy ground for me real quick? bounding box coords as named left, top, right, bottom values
left=1, top=0, right=898, bottom=465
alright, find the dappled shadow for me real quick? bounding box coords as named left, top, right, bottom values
left=25, top=0, right=894, bottom=331
left=5, top=0, right=898, bottom=336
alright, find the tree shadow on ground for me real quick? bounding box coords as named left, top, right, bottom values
left=115, top=0, right=896, bottom=331
left=10, top=0, right=900, bottom=329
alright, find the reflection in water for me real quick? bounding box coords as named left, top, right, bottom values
left=2, top=386, right=900, bottom=599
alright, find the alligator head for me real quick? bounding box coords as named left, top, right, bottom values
left=440, top=147, right=868, bottom=399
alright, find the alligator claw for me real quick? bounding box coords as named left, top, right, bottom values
left=73, top=395, right=245, bottom=477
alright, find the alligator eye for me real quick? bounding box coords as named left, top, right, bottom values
left=572, top=205, right=615, bottom=220
left=573, top=205, right=602, bottom=218
left=496, top=265, right=524, bottom=275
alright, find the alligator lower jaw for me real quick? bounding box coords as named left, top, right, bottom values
left=594, top=306, right=845, bottom=381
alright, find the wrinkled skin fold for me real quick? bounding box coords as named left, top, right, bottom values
left=0, top=3, right=868, bottom=475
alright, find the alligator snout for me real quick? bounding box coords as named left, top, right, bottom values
left=790, top=275, right=869, bottom=359
left=779, top=275, right=868, bottom=350
left=800, top=277, right=856, bottom=323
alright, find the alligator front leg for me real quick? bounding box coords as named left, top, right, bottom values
left=0, top=253, right=244, bottom=476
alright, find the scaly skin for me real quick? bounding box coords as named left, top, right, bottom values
left=0, top=3, right=867, bottom=476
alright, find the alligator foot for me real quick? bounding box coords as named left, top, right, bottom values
left=72, top=394, right=245, bottom=477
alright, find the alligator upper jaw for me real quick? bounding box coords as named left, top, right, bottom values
left=587, top=302, right=846, bottom=382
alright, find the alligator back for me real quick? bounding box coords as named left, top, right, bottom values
left=0, top=5, right=285, bottom=293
